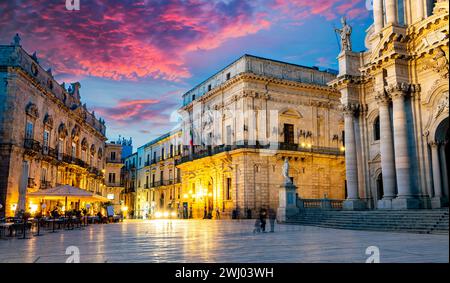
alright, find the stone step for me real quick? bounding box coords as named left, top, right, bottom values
left=288, top=223, right=447, bottom=232
left=286, top=209, right=449, bottom=234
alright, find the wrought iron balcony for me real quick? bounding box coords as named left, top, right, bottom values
left=24, top=139, right=42, bottom=152
left=177, top=142, right=344, bottom=165
left=27, top=177, right=35, bottom=188
left=40, top=180, right=52, bottom=190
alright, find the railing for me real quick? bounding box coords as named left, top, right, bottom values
left=40, top=180, right=52, bottom=190
left=107, top=158, right=123, bottom=164
left=177, top=142, right=344, bottom=165
left=27, top=178, right=35, bottom=188
left=297, top=198, right=344, bottom=210
left=24, top=139, right=41, bottom=152
left=42, top=146, right=57, bottom=159
left=151, top=181, right=162, bottom=188
left=144, top=184, right=150, bottom=189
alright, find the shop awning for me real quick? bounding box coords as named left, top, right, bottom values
left=28, top=185, right=110, bottom=202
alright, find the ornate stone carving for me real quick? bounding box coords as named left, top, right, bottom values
left=25, top=102, right=39, bottom=118
left=422, top=47, right=449, bottom=79
left=71, top=125, right=81, bottom=141
left=81, top=138, right=88, bottom=150
left=375, top=91, right=391, bottom=105
left=340, top=103, right=359, bottom=116
left=58, top=123, right=68, bottom=138
left=435, top=91, right=449, bottom=118
left=385, top=82, right=410, bottom=98
left=90, top=145, right=96, bottom=156
left=43, top=113, right=54, bottom=128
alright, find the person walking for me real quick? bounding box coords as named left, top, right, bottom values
left=269, top=208, right=276, bottom=232
left=253, top=218, right=261, bottom=233
left=259, top=208, right=267, bottom=232
left=215, top=208, right=220, bottom=219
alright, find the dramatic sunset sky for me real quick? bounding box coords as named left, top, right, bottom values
left=0, top=0, right=372, bottom=148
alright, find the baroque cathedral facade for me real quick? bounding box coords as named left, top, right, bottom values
left=331, top=0, right=449, bottom=210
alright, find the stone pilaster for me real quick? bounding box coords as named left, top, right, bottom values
left=439, top=141, right=449, bottom=198
left=375, top=91, right=397, bottom=209
left=341, top=103, right=366, bottom=210
left=386, top=83, right=420, bottom=209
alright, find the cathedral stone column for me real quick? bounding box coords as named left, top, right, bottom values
left=417, top=0, right=425, bottom=20
left=387, top=83, right=420, bottom=209
left=386, top=0, right=398, bottom=25
left=373, top=0, right=384, bottom=32
left=431, top=141, right=448, bottom=208
left=375, top=92, right=397, bottom=209
left=440, top=141, right=449, bottom=198
left=342, top=104, right=366, bottom=210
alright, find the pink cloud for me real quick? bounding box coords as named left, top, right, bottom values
left=0, top=0, right=271, bottom=82
left=271, top=0, right=369, bottom=22
left=94, top=97, right=179, bottom=125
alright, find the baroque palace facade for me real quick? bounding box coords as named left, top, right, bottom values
left=0, top=36, right=125, bottom=217
left=124, top=55, right=347, bottom=219
left=331, top=0, right=449, bottom=209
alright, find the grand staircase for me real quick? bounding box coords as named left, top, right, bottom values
left=285, top=209, right=449, bottom=234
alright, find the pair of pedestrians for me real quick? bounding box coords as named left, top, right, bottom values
left=253, top=208, right=276, bottom=233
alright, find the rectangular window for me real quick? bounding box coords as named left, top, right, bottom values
left=226, top=125, right=232, bottom=145
left=170, top=144, right=173, bottom=157
left=397, top=0, right=405, bottom=25
left=160, top=171, right=164, bottom=183
left=43, top=130, right=50, bottom=153
left=41, top=167, right=47, bottom=182
left=226, top=73, right=231, bottom=80
left=58, top=138, right=64, bottom=160
left=208, top=84, right=212, bottom=91
left=71, top=142, right=76, bottom=158
left=25, top=121, right=34, bottom=140
left=161, top=148, right=165, bottom=160
left=283, top=124, right=295, bottom=144
left=111, top=152, right=116, bottom=161
left=226, top=178, right=232, bottom=200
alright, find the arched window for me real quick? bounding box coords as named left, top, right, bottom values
left=374, top=116, right=380, bottom=141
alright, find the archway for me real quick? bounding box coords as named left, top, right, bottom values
left=435, top=117, right=449, bottom=200
left=376, top=173, right=383, bottom=201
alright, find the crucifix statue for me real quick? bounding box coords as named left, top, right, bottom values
left=335, top=17, right=352, bottom=52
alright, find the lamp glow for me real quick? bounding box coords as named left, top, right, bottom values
left=29, top=203, right=38, bottom=214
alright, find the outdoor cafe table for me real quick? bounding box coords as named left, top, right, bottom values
left=0, top=223, right=14, bottom=238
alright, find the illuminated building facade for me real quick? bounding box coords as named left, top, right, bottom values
left=177, top=55, right=346, bottom=219
left=104, top=142, right=125, bottom=213
left=0, top=36, right=107, bottom=217
left=133, top=130, right=183, bottom=218
left=330, top=0, right=449, bottom=209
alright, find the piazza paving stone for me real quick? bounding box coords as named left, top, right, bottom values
left=0, top=220, right=448, bottom=263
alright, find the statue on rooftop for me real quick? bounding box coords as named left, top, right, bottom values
left=335, top=17, right=352, bottom=52
left=12, top=33, right=21, bottom=46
